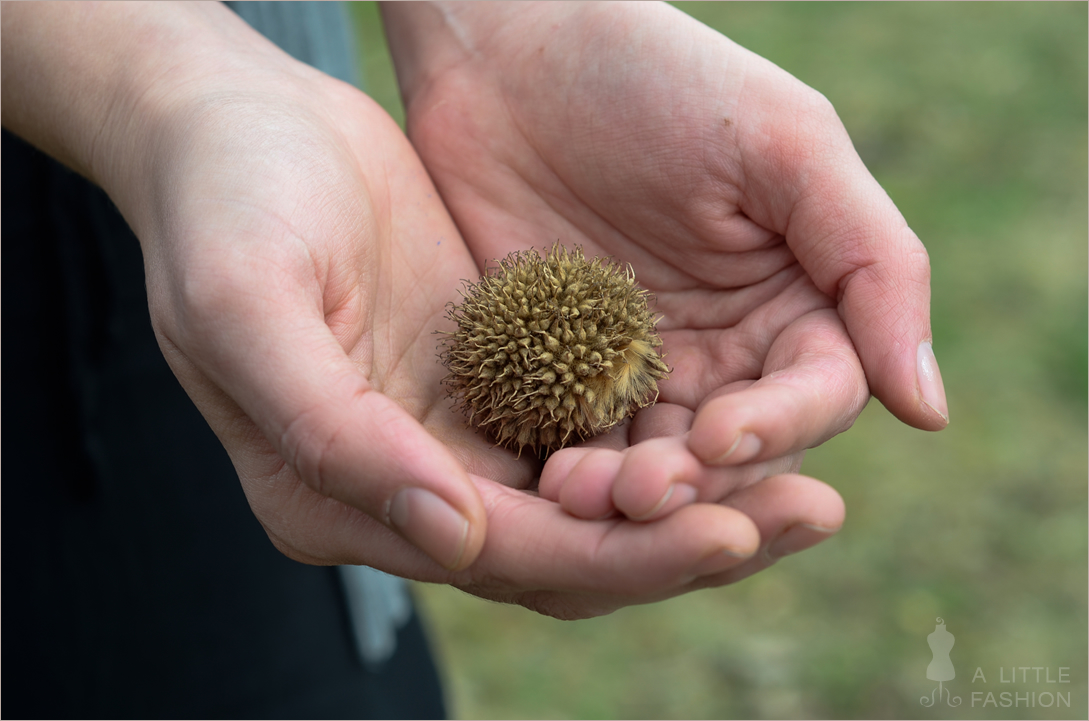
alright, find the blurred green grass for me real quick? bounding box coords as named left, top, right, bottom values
left=351, top=2, right=1087, bottom=718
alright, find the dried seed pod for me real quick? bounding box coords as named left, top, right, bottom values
left=440, top=243, right=669, bottom=456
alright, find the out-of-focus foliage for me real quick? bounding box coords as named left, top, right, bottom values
left=351, top=2, right=1087, bottom=718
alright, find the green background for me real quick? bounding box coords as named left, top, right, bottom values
left=351, top=2, right=1088, bottom=718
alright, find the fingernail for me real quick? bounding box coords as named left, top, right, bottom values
left=763, top=523, right=840, bottom=563
left=689, top=545, right=754, bottom=577
left=917, top=341, right=949, bottom=424
left=388, top=488, right=470, bottom=570
left=711, top=432, right=762, bottom=465
left=629, top=483, right=698, bottom=522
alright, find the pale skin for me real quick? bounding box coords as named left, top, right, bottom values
left=2, top=1, right=946, bottom=620
left=382, top=2, right=948, bottom=522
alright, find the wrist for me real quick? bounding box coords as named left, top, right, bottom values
left=3, top=2, right=208, bottom=183
left=380, top=1, right=675, bottom=115
left=380, top=1, right=563, bottom=107
left=0, top=2, right=312, bottom=235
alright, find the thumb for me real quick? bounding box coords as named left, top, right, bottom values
left=771, top=106, right=949, bottom=431
left=277, top=364, right=488, bottom=571
left=158, top=281, right=487, bottom=571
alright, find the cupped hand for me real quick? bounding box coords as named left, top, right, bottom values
left=51, top=1, right=818, bottom=619
left=106, top=16, right=501, bottom=573
left=383, top=1, right=947, bottom=539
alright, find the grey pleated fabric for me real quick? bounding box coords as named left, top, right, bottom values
left=227, top=1, right=360, bottom=87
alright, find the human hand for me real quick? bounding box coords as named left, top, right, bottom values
left=120, top=51, right=805, bottom=616
left=382, top=1, right=947, bottom=537
left=3, top=1, right=839, bottom=618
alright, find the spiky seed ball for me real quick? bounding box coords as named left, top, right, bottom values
left=440, top=243, right=669, bottom=456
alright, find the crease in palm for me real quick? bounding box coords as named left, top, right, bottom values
left=403, top=62, right=841, bottom=450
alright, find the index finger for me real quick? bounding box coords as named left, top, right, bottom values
left=688, top=308, right=869, bottom=466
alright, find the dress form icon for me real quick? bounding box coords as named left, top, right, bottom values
left=920, top=617, right=961, bottom=707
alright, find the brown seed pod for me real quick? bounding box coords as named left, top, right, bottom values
left=440, top=243, right=669, bottom=456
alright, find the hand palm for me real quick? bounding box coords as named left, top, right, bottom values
left=396, top=3, right=867, bottom=509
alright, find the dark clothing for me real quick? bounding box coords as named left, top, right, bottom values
left=2, top=122, right=444, bottom=720
left=1, top=8, right=446, bottom=714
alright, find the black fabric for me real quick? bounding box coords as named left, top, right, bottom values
left=2, top=130, right=446, bottom=718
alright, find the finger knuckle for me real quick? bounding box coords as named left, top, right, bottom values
left=278, top=384, right=371, bottom=498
